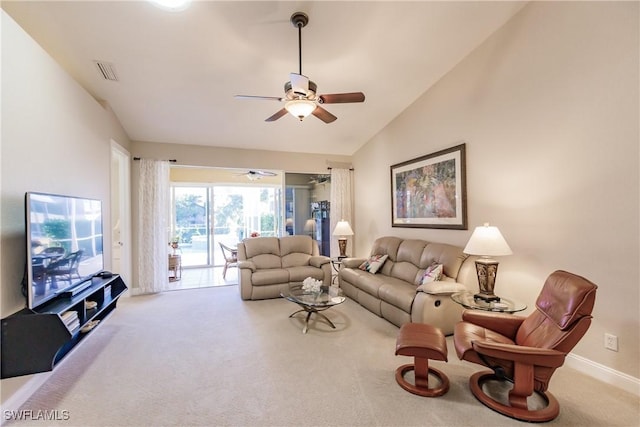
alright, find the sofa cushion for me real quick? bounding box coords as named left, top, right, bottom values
left=355, top=272, right=387, bottom=298
left=288, top=265, right=325, bottom=282
left=359, top=254, right=388, bottom=274
left=420, top=243, right=468, bottom=279
left=370, top=236, right=402, bottom=261
left=251, top=268, right=289, bottom=286
left=379, top=278, right=417, bottom=312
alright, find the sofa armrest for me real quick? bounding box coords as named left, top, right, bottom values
left=237, top=260, right=256, bottom=273
left=342, top=257, right=366, bottom=269
left=309, top=256, right=330, bottom=268
left=416, top=281, right=466, bottom=295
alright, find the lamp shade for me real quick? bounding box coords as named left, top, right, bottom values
left=304, top=219, right=316, bottom=233
left=332, top=220, right=354, bottom=236
left=285, top=99, right=316, bottom=120
left=463, top=223, right=512, bottom=256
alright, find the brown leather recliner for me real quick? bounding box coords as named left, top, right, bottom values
left=453, top=270, right=597, bottom=422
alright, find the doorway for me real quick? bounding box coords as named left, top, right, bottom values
left=110, top=141, right=131, bottom=284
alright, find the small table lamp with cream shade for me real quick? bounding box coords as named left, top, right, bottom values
left=333, top=220, right=354, bottom=258
left=463, top=223, right=513, bottom=302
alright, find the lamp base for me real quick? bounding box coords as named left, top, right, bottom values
left=338, top=238, right=347, bottom=258
left=474, top=258, right=501, bottom=302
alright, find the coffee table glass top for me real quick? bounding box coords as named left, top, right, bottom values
left=281, top=284, right=345, bottom=307
left=451, top=291, right=526, bottom=313
left=281, top=284, right=345, bottom=333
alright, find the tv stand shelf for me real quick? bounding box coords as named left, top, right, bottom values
left=1, top=275, right=127, bottom=379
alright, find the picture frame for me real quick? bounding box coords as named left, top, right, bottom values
left=390, top=143, right=467, bottom=229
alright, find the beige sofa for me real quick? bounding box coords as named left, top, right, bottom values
left=238, top=235, right=332, bottom=300
left=338, top=236, right=471, bottom=335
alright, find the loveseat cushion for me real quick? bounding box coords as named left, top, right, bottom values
left=243, top=237, right=282, bottom=269
left=288, top=265, right=325, bottom=282
left=251, top=268, right=289, bottom=286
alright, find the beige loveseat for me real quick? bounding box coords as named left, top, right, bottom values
left=338, top=236, right=471, bottom=335
left=238, top=235, right=332, bottom=300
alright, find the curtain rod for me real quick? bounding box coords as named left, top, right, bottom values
left=133, top=157, right=177, bottom=162
left=327, top=167, right=354, bottom=171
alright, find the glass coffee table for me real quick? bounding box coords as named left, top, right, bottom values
left=281, top=283, right=346, bottom=334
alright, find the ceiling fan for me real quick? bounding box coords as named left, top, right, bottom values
left=235, top=170, right=278, bottom=181
left=235, top=12, right=365, bottom=123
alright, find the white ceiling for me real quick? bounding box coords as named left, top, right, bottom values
left=3, top=1, right=526, bottom=156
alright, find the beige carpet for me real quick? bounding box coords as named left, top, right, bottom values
left=9, top=286, right=639, bottom=427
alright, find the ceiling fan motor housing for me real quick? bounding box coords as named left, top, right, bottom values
left=290, top=12, right=309, bottom=28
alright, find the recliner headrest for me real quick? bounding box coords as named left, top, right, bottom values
left=536, top=270, right=597, bottom=330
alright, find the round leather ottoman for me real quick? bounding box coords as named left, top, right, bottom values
left=394, top=322, right=449, bottom=397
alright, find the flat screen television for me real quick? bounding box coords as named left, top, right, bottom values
left=24, top=192, right=104, bottom=309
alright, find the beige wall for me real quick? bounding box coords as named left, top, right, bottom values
left=352, top=1, right=639, bottom=378
left=0, top=11, right=132, bottom=402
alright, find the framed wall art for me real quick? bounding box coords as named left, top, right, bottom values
left=390, top=143, right=467, bottom=229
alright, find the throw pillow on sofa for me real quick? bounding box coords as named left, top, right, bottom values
left=421, top=263, right=443, bottom=284
left=359, top=254, right=389, bottom=274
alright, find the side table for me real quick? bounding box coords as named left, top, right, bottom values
left=451, top=291, right=526, bottom=313
left=168, top=254, right=182, bottom=281
left=330, top=257, right=344, bottom=284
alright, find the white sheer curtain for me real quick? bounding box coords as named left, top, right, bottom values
left=330, top=168, right=353, bottom=258
left=137, top=159, right=170, bottom=294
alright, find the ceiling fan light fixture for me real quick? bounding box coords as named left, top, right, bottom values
left=285, top=99, right=316, bottom=121
left=148, top=0, right=191, bottom=12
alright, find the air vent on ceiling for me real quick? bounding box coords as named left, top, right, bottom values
left=94, top=60, right=119, bottom=82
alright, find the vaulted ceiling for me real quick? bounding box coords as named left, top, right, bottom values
left=3, top=1, right=526, bottom=155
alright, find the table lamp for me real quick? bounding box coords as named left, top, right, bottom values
left=332, top=220, right=354, bottom=258
left=304, top=218, right=316, bottom=237
left=463, top=223, right=512, bottom=302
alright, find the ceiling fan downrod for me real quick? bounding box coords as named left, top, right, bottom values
left=291, top=12, right=309, bottom=76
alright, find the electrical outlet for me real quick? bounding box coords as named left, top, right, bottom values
left=604, top=333, right=618, bottom=352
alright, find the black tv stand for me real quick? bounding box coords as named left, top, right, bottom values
left=1, top=274, right=127, bottom=379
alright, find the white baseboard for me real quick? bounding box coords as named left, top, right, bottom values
left=566, top=353, right=640, bottom=397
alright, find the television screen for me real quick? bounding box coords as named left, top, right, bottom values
left=25, top=192, right=104, bottom=309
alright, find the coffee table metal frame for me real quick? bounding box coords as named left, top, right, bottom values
left=281, top=284, right=345, bottom=334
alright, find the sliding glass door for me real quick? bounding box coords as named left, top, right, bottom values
left=171, top=184, right=282, bottom=269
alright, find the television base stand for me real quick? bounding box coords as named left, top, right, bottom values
left=1, top=275, right=127, bottom=379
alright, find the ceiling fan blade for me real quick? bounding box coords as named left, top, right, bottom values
left=265, top=108, right=288, bottom=122
left=290, top=73, right=309, bottom=96
left=235, top=95, right=283, bottom=102
left=312, top=106, right=337, bottom=123
left=318, top=92, right=365, bottom=104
